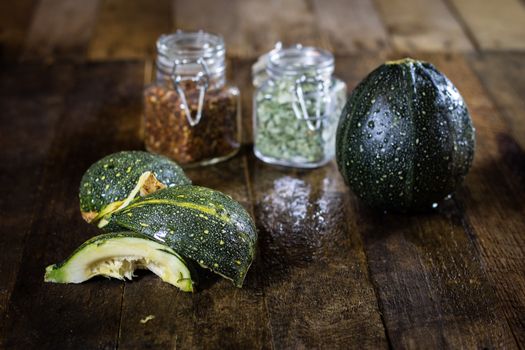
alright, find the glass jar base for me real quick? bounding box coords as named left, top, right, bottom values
left=145, top=146, right=240, bottom=168
left=183, top=148, right=240, bottom=168
left=254, top=148, right=332, bottom=169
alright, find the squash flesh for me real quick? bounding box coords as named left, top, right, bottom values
left=45, top=233, right=193, bottom=292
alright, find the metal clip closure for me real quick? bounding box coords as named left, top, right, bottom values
left=171, top=57, right=210, bottom=127
left=292, top=75, right=331, bottom=131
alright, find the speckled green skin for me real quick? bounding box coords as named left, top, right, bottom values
left=79, top=151, right=190, bottom=214
left=107, top=186, right=257, bottom=287
left=336, top=58, right=475, bottom=211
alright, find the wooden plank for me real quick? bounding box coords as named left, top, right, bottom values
left=88, top=0, right=172, bottom=60
left=0, top=64, right=75, bottom=347
left=3, top=62, right=145, bottom=349
left=249, top=158, right=388, bottom=348
left=238, top=0, right=324, bottom=53
left=447, top=0, right=525, bottom=50
left=174, top=0, right=324, bottom=59
left=468, top=53, right=525, bottom=150
left=245, top=54, right=389, bottom=348
left=334, top=55, right=515, bottom=348
left=118, top=152, right=273, bottom=349
left=0, top=0, right=37, bottom=61
left=334, top=54, right=388, bottom=91
left=22, top=0, right=99, bottom=62
left=374, top=0, right=474, bottom=52
left=173, top=0, right=244, bottom=55
left=248, top=51, right=392, bottom=347
left=427, top=53, right=525, bottom=346
left=229, top=58, right=255, bottom=145
left=359, top=208, right=514, bottom=348
left=312, top=0, right=389, bottom=54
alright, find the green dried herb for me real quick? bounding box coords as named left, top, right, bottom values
left=255, top=78, right=346, bottom=165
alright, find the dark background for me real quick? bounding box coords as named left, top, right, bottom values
left=1, top=0, right=524, bottom=349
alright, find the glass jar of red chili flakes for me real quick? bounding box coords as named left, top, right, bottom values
left=144, top=31, right=241, bottom=167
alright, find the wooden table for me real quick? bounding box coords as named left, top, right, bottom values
left=1, top=0, right=524, bottom=349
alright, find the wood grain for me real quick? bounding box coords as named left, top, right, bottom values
left=229, top=58, right=255, bottom=144
left=359, top=208, right=515, bottom=348
left=0, top=64, right=75, bottom=347
left=0, top=0, right=37, bottom=61
left=88, top=0, right=172, bottom=60
left=3, top=62, right=144, bottom=349
left=117, top=153, right=273, bottom=348
left=374, top=0, right=473, bottom=52
left=469, top=53, right=525, bottom=150
left=428, top=53, right=525, bottom=347
left=174, top=0, right=324, bottom=59
left=312, top=0, right=389, bottom=54
left=1, top=1, right=525, bottom=348
left=174, top=0, right=247, bottom=56
left=248, top=158, right=388, bottom=348
left=335, top=55, right=515, bottom=349
left=243, top=55, right=390, bottom=348
left=447, top=0, right=525, bottom=50
left=238, top=0, right=324, bottom=53
left=22, top=0, right=99, bottom=62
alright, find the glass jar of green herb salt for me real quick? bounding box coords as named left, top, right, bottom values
left=252, top=43, right=346, bottom=168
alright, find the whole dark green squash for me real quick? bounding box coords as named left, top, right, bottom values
left=106, top=186, right=257, bottom=287
left=79, top=151, right=190, bottom=226
left=336, top=58, right=475, bottom=211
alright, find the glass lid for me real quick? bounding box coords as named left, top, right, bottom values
left=156, top=30, right=225, bottom=75
left=266, top=43, right=334, bottom=78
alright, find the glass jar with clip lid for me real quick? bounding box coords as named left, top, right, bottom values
left=252, top=43, right=346, bottom=168
left=144, top=30, right=241, bottom=167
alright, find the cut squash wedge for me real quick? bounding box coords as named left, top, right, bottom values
left=45, top=232, right=193, bottom=292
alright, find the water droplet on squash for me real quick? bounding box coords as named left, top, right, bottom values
left=368, top=120, right=375, bottom=128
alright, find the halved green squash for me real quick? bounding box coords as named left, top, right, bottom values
left=45, top=232, right=193, bottom=292
left=79, top=151, right=190, bottom=227
left=106, top=186, right=257, bottom=287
